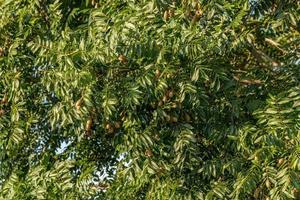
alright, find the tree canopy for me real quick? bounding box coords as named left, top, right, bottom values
left=0, top=0, right=300, bottom=199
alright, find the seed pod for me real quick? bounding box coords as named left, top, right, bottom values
left=114, top=121, right=121, bottom=129
left=118, top=55, right=128, bottom=64
left=85, top=118, right=93, bottom=131
left=155, top=69, right=161, bottom=78
left=1, top=95, right=8, bottom=104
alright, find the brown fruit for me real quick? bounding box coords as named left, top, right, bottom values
left=171, top=116, right=178, bottom=123
left=184, top=113, right=191, bottom=122
left=75, top=98, right=83, bottom=110
left=1, top=95, right=8, bottom=104
left=85, top=118, right=93, bottom=131
left=0, top=109, right=4, bottom=116
left=163, top=10, right=169, bottom=21
left=0, top=48, right=4, bottom=56
left=118, top=55, right=128, bottom=64
left=178, top=102, right=182, bottom=109
left=171, top=102, right=177, bottom=108
left=108, top=127, right=114, bottom=134
left=105, top=123, right=111, bottom=130
left=155, top=69, right=161, bottom=78
left=145, top=149, right=153, bottom=157
left=195, top=9, right=203, bottom=17
left=165, top=114, right=171, bottom=122
left=168, top=90, right=174, bottom=98
left=293, top=188, right=300, bottom=199
left=168, top=9, right=174, bottom=17
left=158, top=100, right=163, bottom=107
left=114, top=121, right=121, bottom=129
left=278, top=158, right=284, bottom=165
left=192, top=10, right=203, bottom=24
left=265, top=179, right=271, bottom=188
left=162, top=95, right=168, bottom=102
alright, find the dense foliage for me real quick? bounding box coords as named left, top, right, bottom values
left=0, top=0, right=299, bottom=199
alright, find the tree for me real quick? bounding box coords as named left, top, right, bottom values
left=0, top=0, right=299, bottom=199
